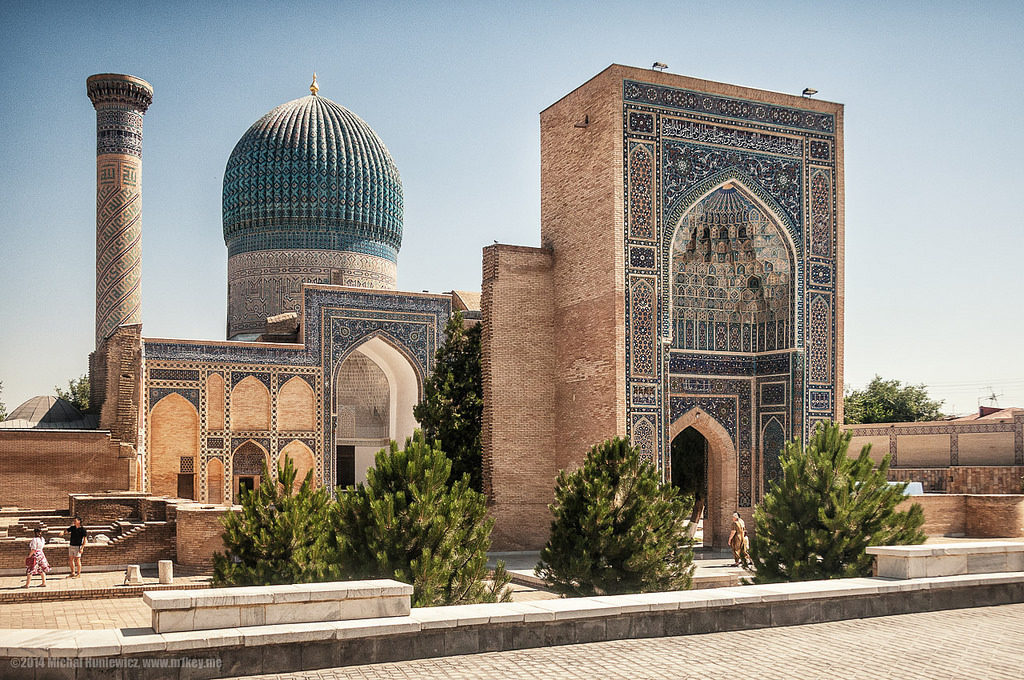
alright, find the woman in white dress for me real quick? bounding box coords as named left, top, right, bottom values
left=24, top=528, right=50, bottom=588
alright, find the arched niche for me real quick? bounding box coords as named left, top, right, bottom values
left=334, top=334, right=421, bottom=486
left=207, top=457, right=224, bottom=504
left=231, top=439, right=269, bottom=502
left=207, top=373, right=225, bottom=431
left=279, top=439, right=316, bottom=492
left=148, top=393, right=199, bottom=499
left=278, top=376, right=315, bottom=432
left=669, top=407, right=737, bottom=549
left=230, top=376, right=271, bottom=431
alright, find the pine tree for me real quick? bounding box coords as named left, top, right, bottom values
left=212, top=456, right=332, bottom=586
left=750, top=421, right=926, bottom=583
left=536, top=438, right=695, bottom=596
left=328, top=431, right=511, bottom=607
left=413, top=312, right=483, bottom=491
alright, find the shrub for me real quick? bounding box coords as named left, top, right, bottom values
left=328, top=431, right=511, bottom=607
left=536, top=437, right=695, bottom=596
left=750, top=421, right=926, bottom=583
left=212, top=456, right=332, bottom=586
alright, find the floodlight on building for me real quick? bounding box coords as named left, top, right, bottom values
left=652, top=62, right=668, bottom=71
left=802, top=88, right=818, bottom=97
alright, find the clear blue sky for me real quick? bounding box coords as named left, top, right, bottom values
left=1, top=1, right=1022, bottom=416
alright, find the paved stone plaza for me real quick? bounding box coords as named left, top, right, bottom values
left=235, top=603, right=1024, bottom=679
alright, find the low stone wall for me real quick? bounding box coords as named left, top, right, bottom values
left=3, top=573, right=1023, bottom=679
left=950, top=466, right=1024, bottom=495
left=888, top=468, right=950, bottom=493
left=174, top=504, right=234, bottom=569
left=965, top=496, right=1024, bottom=538
left=900, top=494, right=967, bottom=536
left=0, top=430, right=130, bottom=510
left=0, top=522, right=176, bottom=571
left=868, top=541, right=1024, bottom=578
left=68, top=493, right=174, bottom=524
left=900, top=494, right=1024, bottom=538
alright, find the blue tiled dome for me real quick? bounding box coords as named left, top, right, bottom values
left=222, top=94, right=403, bottom=262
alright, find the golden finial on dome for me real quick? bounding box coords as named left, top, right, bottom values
left=310, top=72, right=319, bottom=96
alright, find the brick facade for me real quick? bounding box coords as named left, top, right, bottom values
left=175, top=504, right=232, bottom=569
left=0, top=430, right=130, bottom=509
left=901, top=494, right=1024, bottom=538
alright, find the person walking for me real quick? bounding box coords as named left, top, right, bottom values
left=728, top=511, right=750, bottom=567
left=24, top=528, right=50, bottom=588
left=63, top=516, right=88, bottom=578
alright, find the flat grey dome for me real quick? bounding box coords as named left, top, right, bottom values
left=0, top=396, right=97, bottom=429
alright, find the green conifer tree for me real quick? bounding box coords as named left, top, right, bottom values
left=536, top=437, right=695, bottom=596
left=413, top=312, right=483, bottom=491
left=750, top=422, right=926, bottom=583
left=328, top=431, right=511, bottom=607
left=212, top=456, right=331, bottom=586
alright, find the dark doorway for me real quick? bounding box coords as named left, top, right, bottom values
left=176, top=473, right=195, bottom=500
left=671, top=426, right=708, bottom=529
left=237, top=476, right=255, bottom=496
left=336, top=445, right=355, bottom=488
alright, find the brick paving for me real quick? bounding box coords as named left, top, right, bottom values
left=236, top=603, right=1024, bottom=679
left=0, top=597, right=150, bottom=630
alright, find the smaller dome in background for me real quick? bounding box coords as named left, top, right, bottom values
left=0, top=396, right=97, bottom=429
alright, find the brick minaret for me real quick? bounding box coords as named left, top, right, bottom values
left=86, top=73, right=153, bottom=347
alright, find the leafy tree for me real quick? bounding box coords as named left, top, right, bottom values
left=0, top=380, right=7, bottom=421
left=413, top=312, right=483, bottom=491
left=844, top=375, right=944, bottom=424
left=328, top=431, right=511, bottom=607
left=55, top=374, right=90, bottom=413
left=536, top=438, right=695, bottom=596
left=212, top=456, right=332, bottom=586
left=749, top=422, right=926, bottom=583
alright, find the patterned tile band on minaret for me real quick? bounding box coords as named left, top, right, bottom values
left=87, top=73, right=153, bottom=347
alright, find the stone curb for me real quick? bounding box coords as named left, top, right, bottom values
left=2, top=572, right=1023, bottom=678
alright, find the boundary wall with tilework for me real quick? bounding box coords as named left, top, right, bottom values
left=2, top=572, right=1023, bottom=678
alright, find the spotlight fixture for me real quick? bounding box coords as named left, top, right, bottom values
left=652, top=62, right=668, bottom=71
left=802, top=87, right=818, bottom=97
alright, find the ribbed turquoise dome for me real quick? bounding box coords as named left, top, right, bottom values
left=222, top=94, right=403, bottom=262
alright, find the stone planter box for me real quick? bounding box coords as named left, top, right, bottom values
left=144, top=579, right=412, bottom=633
left=867, top=541, right=1024, bottom=579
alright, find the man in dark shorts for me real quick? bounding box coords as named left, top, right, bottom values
left=63, top=516, right=88, bottom=578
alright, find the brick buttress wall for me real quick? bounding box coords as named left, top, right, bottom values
left=481, top=245, right=558, bottom=550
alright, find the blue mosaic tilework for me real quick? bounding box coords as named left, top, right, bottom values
left=760, top=382, right=786, bottom=406
left=808, top=388, right=832, bottom=411
left=231, top=371, right=271, bottom=389
left=809, top=140, right=831, bottom=161
left=662, top=118, right=803, bottom=157
left=629, top=245, right=656, bottom=269
left=622, top=74, right=839, bottom=494
left=662, top=142, right=803, bottom=232
left=149, top=368, right=200, bottom=381
left=624, top=80, right=835, bottom=133
left=149, top=387, right=199, bottom=410
left=628, top=112, right=654, bottom=133
left=668, top=351, right=792, bottom=377
left=223, top=95, right=402, bottom=261
left=810, top=262, right=832, bottom=287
